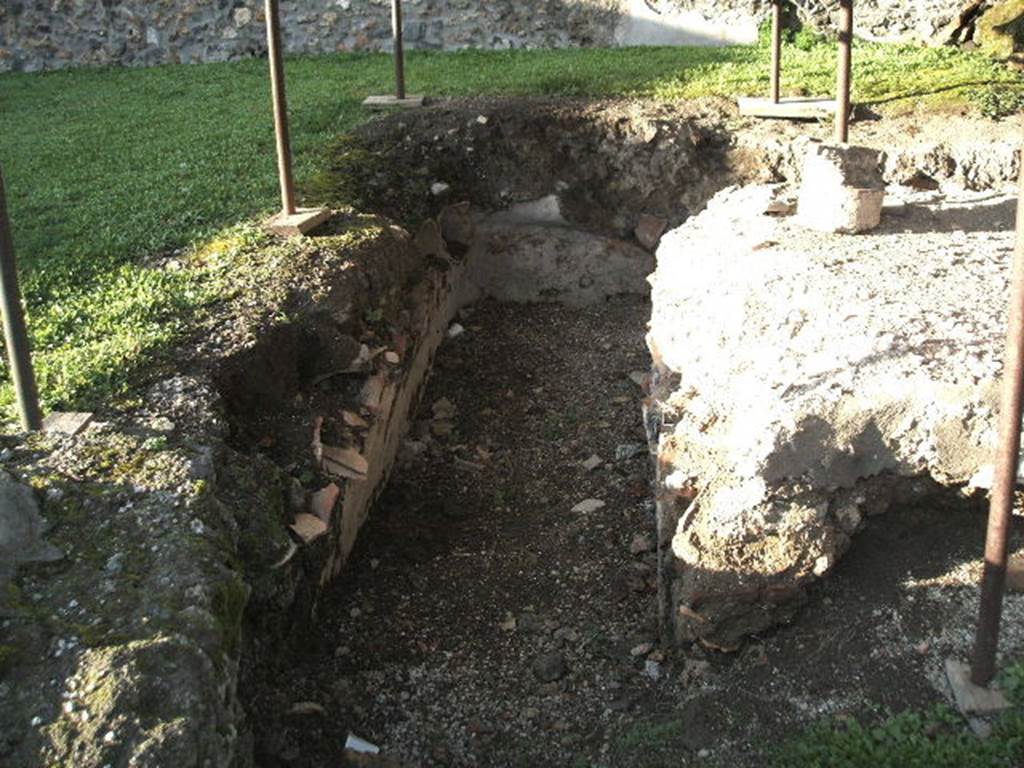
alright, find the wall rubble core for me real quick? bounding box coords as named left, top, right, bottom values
left=0, top=0, right=971, bottom=73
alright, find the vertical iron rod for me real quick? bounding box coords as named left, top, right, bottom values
left=265, top=0, right=297, bottom=215
left=970, top=157, right=1024, bottom=687
left=0, top=169, right=42, bottom=432
left=771, top=0, right=782, bottom=104
left=392, top=0, right=406, bottom=101
left=835, top=0, right=853, bottom=143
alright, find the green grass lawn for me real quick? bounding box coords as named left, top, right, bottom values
left=0, top=38, right=1021, bottom=419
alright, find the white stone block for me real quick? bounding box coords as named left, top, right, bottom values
left=797, top=143, right=885, bottom=234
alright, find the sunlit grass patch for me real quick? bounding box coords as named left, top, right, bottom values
left=0, top=40, right=1018, bottom=421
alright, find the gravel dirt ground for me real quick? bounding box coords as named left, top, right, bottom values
left=243, top=295, right=1024, bottom=768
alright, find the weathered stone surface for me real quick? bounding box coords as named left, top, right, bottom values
left=735, top=130, right=1022, bottom=194
left=0, top=470, right=62, bottom=586
left=0, top=0, right=971, bottom=73
left=647, top=183, right=1017, bottom=647
left=797, top=143, right=885, bottom=234
left=976, top=0, right=1024, bottom=57
left=0, top=425, right=253, bottom=768
left=635, top=213, right=669, bottom=251
left=467, top=215, right=654, bottom=306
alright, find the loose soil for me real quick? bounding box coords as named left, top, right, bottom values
left=243, top=297, right=1024, bottom=768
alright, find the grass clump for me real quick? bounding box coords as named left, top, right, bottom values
left=773, top=662, right=1024, bottom=768
left=650, top=38, right=1020, bottom=112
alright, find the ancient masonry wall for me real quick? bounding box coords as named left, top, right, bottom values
left=1, top=0, right=967, bottom=73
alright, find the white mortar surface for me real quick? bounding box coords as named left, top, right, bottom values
left=469, top=219, right=654, bottom=307
left=647, top=183, right=1020, bottom=644
left=613, top=0, right=758, bottom=46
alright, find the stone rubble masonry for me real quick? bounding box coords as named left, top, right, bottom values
left=0, top=0, right=968, bottom=73
left=468, top=215, right=655, bottom=306
left=797, top=142, right=885, bottom=234
left=811, top=0, right=976, bottom=45
left=736, top=129, right=1023, bottom=194
left=0, top=470, right=63, bottom=586
left=646, top=183, right=1018, bottom=648
left=0, top=176, right=656, bottom=765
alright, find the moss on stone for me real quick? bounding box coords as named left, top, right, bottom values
left=213, top=453, right=292, bottom=607
left=187, top=217, right=386, bottom=337
left=0, top=644, right=21, bottom=676
left=211, top=575, right=249, bottom=661
left=1, top=581, right=26, bottom=612
left=978, top=0, right=1024, bottom=58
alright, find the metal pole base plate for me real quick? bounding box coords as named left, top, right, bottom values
left=266, top=207, right=332, bottom=237
left=362, top=95, right=426, bottom=109
left=737, top=96, right=842, bottom=120
left=42, top=412, right=94, bottom=437
left=945, top=659, right=1011, bottom=716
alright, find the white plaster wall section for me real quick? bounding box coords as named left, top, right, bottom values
left=613, top=0, right=759, bottom=46
left=486, top=194, right=569, bottom=227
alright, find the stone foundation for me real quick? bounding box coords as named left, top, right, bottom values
left=646, top=183, right=1017, bottom=649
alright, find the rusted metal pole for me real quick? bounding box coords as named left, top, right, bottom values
left=970, top=159, right=1024, bottom=687
left=835, top=0, right=853, bottom=143
left=771, top=0, right=782, bottom=104
left=0, top=169, right=42, bottom=432
left=265, top=0, right=297, bottom=215
left=391, top=0, right=407, bottom=101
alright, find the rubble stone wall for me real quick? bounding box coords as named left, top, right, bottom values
left=646, top=181, right=1019, bottom=649
left=0, top=0, right=969, bottom=73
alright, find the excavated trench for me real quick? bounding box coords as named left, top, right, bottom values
left=207, top=101, right=738, bottom=767
left=211, top=102, right=1024, bottom=767
left=222, top=221, right=670, bottom=767
left=8, top=101, right=1024, bottom=768
left=243, top=298, right=661, bottom=767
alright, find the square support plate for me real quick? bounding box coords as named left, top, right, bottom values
left=362, top=94, right=426, bottom=109
left=945, top=659, right=1011, bottom=716
left=737, top=97, right=841, bottom=120
left=42, top=412, right=94, bottom=437
left=266, top=207, right=332, bottom=237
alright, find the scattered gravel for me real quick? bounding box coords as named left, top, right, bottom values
left=243, top=297, right=1024, bottom=768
